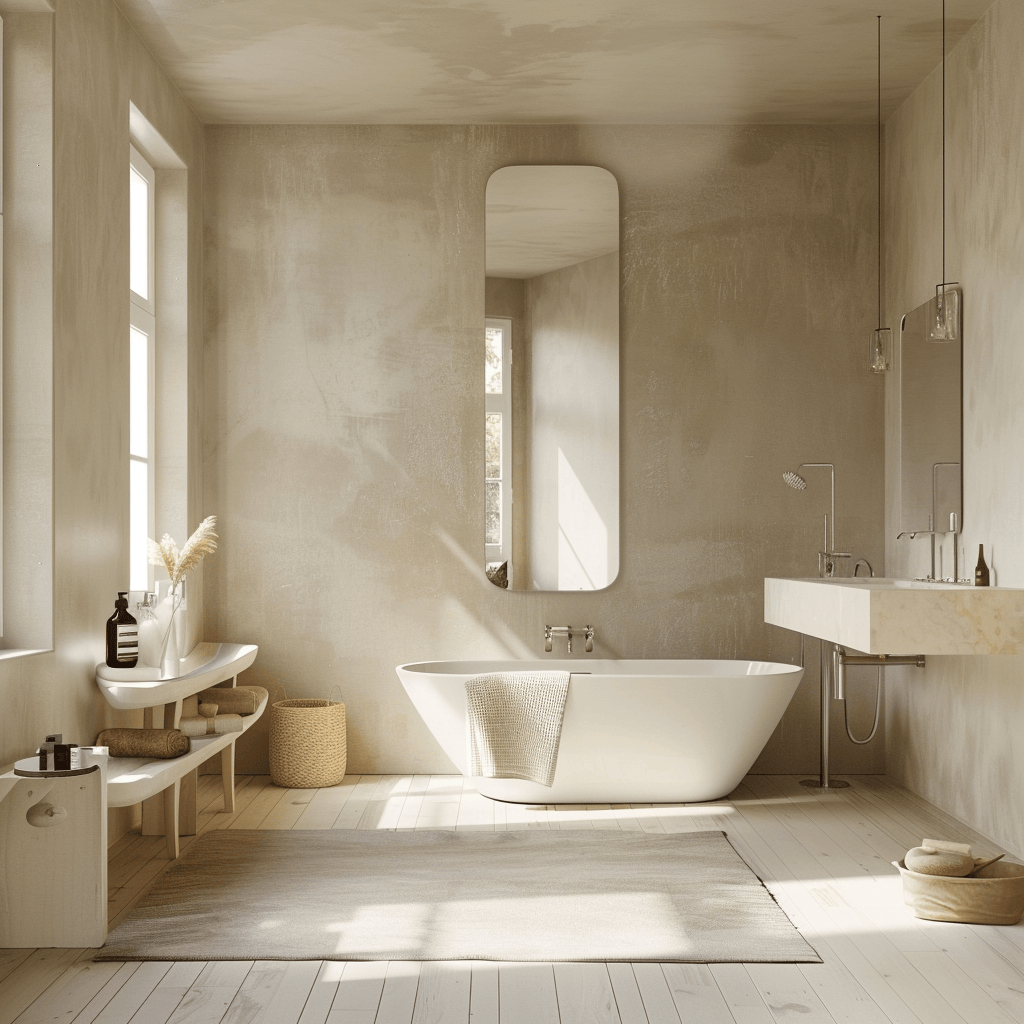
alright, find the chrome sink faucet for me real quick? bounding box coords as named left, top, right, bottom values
left=545, top=625, right=572, bottom=654
left=544, top=625, right=594, bottom=654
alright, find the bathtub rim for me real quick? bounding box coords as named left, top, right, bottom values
left=396, top=658, right=803, bottom=679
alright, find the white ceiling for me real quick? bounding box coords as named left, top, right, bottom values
left=114, top=0, right=992, bottom=125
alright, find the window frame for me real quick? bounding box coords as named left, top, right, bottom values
left=129, top=144, right=156, bottom=594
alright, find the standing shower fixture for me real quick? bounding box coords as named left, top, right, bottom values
left=931, top=0, right=960, bottom=342
left=870, top=15, right=893, bottom=372
left=782, top=463, right=850, bottom=577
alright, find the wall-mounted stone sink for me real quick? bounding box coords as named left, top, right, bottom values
left=764, top=577, right=1024, bottom=655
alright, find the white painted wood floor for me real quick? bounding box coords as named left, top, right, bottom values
left=3, top=773, right=1024, bottom=1024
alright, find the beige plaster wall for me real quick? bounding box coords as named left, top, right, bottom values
left=884, top=0, right=1024, bottom=854
left=204, top=123, right=886, bottom=777
left=0, top=0, right=204, bottom=842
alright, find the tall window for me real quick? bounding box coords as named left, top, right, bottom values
left=129, top=145, right=155, bottom=592
left=485, top=318, right=512, bottom=581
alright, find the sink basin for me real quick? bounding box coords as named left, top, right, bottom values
left=764, top=577, right=1024, bottom=655
left=96, top=642, right=258, bottom=709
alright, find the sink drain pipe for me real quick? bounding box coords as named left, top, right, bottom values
left=801, top=644, right=926, bottom=791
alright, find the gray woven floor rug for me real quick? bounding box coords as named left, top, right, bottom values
left=97, top=828, right=820, bottom=962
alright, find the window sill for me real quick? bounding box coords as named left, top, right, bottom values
left=0, top=647, right=51, bottom=662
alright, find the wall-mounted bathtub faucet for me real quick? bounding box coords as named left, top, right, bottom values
left=545, top=625, right=573, bottom=654
left=583, top=626, right=595, bottom=653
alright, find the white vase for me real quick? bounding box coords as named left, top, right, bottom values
left=160, top=615, right=179, bottom=678
left=157, top=587, right=181, bottom=678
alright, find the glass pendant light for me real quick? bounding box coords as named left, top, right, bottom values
left=870, top=14, right=892, bottom=373
left=930, top=0, right=960, bottom=342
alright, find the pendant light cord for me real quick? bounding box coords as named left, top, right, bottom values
left=942, top=0, right=946, bottom=287
left=877, top=14, right=882, bottom=331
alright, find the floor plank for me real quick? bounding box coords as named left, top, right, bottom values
left=85, top=962, right=175, bottom=1024
left=553, top=963, right=621, bottom=1024
left=605, top=964, right=651, bottom=1024
left=8, top=960, right=126, bottom=1024
left=293, top=963, right=343, bottom=1024
left=409, top=961, right=470, bottom=1024
left=467, top=962, right=498, bottom=1024
left=660, top=964, right=734, bottom=1024
left=373, top=962, right=421, bottom=1024
left=293, top=776, right=361, bottom=830
left=498, top=964, right=559, bottom=1024
left=0, top=948, right=87, bottom=1024
left=631, top=963, right=681, bottom=1024
left=125, top=961, right=206, bottom=1024
left=707, top=964, right=775, bottom=1024
left=744, top=963, right=835, bottom=1024
left=414, top=776, right=464, bottom=831
left=221, top=960, right=321, bottom=1024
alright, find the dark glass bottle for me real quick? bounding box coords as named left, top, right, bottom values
left=975, top=545, right=990, bottom=587
left=106, top=592, right=139, bottom=667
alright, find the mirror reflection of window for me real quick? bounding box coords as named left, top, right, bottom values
left=485, top=318, right=512, bottom=588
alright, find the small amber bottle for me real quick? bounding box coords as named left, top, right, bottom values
left=106, top=592, right=139, bottom=667
left=975, top=545, right=990, bottom=587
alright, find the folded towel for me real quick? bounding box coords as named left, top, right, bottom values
left=197, top=685, right=267, bottom=716
left=178, top=714, right=244, bottom=738
left=95, top=728, right=190, bottom=759
left=465, top=672, right=570, bottom=787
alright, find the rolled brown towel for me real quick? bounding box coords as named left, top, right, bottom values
left=178, top=714, right=244, bottom=738
left=197, top=685, right=267, bottom=716
left=95, top=728, right=190, bottom=759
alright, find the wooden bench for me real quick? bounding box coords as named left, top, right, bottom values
left=97, top=642, right=262, bottom=860
left=106, top=687, right=267, bottom=859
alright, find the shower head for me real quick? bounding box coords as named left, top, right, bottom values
left=782, top=462, right=837, bottom=562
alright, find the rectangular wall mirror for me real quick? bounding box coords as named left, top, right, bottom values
left=484, top=165, right=619, bottom=591
left=899, top=290, right=962, bottom=535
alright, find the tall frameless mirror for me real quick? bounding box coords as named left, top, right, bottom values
left=899, top=290, right=962, bottom=536
left=484, top=165, right=619, bottom=591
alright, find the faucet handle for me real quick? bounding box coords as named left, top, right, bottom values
left=544, top=625, right=553, bottom=653
left=584, top=625, right=594, bottom=653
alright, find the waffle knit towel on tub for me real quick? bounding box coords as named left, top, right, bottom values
left=465, top=672, right=570, bottom=786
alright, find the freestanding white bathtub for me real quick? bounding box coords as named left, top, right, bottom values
left=396, top=659, right=803, bottom=804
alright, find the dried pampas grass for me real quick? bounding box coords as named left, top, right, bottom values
left=148, top=516, right=218, bottom=591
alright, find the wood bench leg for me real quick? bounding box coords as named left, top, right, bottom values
left=221, top=742, right=235, bottom=814
left=179, top=769, right=198, bottom=836
left=163, top=780, right=180, bottom=860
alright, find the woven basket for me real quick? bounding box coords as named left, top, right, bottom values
left=894, top=859, right=1024, bottom=924
left=269, top=697, right=347, bottom=788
